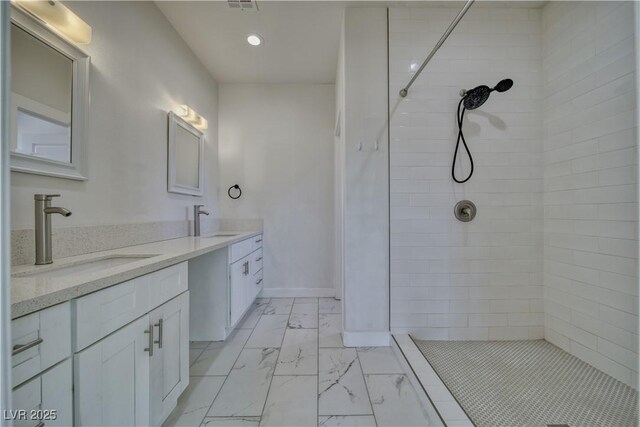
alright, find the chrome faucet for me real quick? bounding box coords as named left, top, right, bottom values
left=34, top=194, right=72, bottom=265
left=193, top=205, right=210, bottom=237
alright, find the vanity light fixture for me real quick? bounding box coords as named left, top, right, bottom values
left=246, top=34, right=262, bottom=46
left=12, top=0, right=92, bottom=44
left=177, top=105, right=208, bottom=130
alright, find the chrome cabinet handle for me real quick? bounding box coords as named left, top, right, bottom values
left=12, top=337, right=43, bottom=356
left=256, top=278, right=263, bottom=285
left=35, top=422, right=45, bottom=427
left=243, top=261, right=249, bottom=276
left=256, top=257, right=262, bottom=261
left=145, top=325, right=154, bottom=356
left=154, top=318, right=163, bottom=349
left=255, top=239, right=262, bottom=243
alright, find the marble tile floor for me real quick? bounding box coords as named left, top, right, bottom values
left=164, top=298, right=441, bottom=427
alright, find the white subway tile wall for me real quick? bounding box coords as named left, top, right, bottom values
left=389, top=7, right=545, bottom=342
left=542, top=1, right=638, bottom=388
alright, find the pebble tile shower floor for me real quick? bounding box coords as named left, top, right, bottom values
left=414, top=339, right=639, bottom=427
left=162, top=298, right=441, bottom=427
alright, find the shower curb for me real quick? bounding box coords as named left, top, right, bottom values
left=392, top=334, right=474, bottom=427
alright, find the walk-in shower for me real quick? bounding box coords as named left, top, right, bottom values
left=389, top=0, right=639, bottom=425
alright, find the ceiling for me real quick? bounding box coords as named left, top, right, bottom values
left=156, top=1, right=346, bottom=84
left=156, top=1, right=547, bottom=84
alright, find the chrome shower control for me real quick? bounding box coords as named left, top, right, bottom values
left=454, top=200, right=476, bottom=222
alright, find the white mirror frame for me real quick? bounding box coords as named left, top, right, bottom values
left=167, top=112, right=204, bottom=197
left=10, top=6, right=89, bottom=180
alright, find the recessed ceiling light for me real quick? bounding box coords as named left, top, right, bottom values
left=247, top=34, right=262, bottom=46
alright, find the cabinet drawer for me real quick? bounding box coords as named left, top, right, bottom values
left=230, top=238, right=253, bottom=264
left=13, top=358, right=73, bottom=427
left=148, top=262, right=188, bottom=310
left=252, top=234, right=263, bottom=251
left=12, top=302, right=71, bottom=388
left=74, top=262, right=188, bottom=352
left=251, top=248, right=263, bottom=275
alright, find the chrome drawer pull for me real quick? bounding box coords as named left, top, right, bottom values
left=154, top=318, right=163, bottom=349
left=12, top=337, right=43, bottom=356
left=255, top=239, right=262, bottom=243
left=256, top=257, right=262, bottom=261
left=256, top=278, right=263, bottom=285
left=145, top=325, right=154, bottom=356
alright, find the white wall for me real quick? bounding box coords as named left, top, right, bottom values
left=341, top=8, right=390, bottom=346
left=217, top=84, right=335, bottom=295
left=11, top=1, right=219, bottom=229
left=389, top=6, right=544, bottom=340
left=542, top=1, right=638, bottom=388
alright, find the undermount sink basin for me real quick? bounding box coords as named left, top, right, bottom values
left=13, top=254, right=159, bottom=279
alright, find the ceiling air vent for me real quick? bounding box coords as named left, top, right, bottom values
left=227, top=0, right=258, bottom=12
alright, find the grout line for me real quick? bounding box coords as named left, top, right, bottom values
left=199, top=305, right=265, bottom=425
left=189, top=346, right=207, bottom=368
left=355, top=349, right=379, bottom=426
left=257, top=299, right=295, bottom=425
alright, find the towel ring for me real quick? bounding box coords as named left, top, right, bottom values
left=228, top=184, right=242, bottom=200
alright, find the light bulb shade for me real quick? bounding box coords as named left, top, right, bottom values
left=176, top=105, right=207, bottom=130
left=13, top=0, right=92, bottom=44
left=194, top=117, right=208, bottom=130
left=178, top=104, right=198, bottom=122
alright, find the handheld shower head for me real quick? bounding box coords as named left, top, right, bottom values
left=461, top=78, right=513, bottom=110
left=462, top=85, right=491, bottom=110
left=454, top=77, right=514, bottom=184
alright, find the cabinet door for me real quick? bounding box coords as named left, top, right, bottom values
left=149, top=292, right=189, bottom=426
left=229, top=258, right=248, bottom=326
left=13, top=358, right=72, bottom=427
left=244, top=256, right=254, bottom=309
left=75, top=315, right=151, bottom=426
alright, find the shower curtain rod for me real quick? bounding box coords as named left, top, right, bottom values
left=399, top=0, right=475, bottom=98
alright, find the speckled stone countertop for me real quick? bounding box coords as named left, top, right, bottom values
left=11, top=231, right=261, bottom=319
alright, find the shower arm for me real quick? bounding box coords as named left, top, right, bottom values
left=399, top=0, right=475, bottom=98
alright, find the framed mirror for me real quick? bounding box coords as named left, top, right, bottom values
left=10, top=7, right=89, bottom=180
left=167, top=112, right=204, bottom=197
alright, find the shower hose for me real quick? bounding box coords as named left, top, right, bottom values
left=452, top=97, right=474, bottom=183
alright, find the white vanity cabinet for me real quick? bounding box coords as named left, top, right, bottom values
left=229, top=257, right=249, bottom=327
left=189, top=233, right=264, bottom=341
left=149, top=292, right=189, bottom=426
left=71, top=262, right=189, bottom=427
left=74, top=315, right=151, bottom=426
left=11, top=302, right=73, bottom=427
left=11, top=301, right=71, bottom=387
left=229, top=234, right=263, bottom=328
left=12, top=358, right=73, bottom=427
left=74, top=292, right=189, bottom=427
left=11, top=301, right=72, bottom=426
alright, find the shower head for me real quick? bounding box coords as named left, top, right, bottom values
left=461, top=78, right=514, bottom=110
left=463, top=85, right=490, bottom=110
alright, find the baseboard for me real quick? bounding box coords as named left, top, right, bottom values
left=259, top=287, right=336, bottom=298
left=343, top=331, right=390, bottom=347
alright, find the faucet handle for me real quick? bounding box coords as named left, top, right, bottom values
left=34, top=194, right=61, bottom=201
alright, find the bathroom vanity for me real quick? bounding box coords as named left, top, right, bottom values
left=10, top=231, right=263, bottom=426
